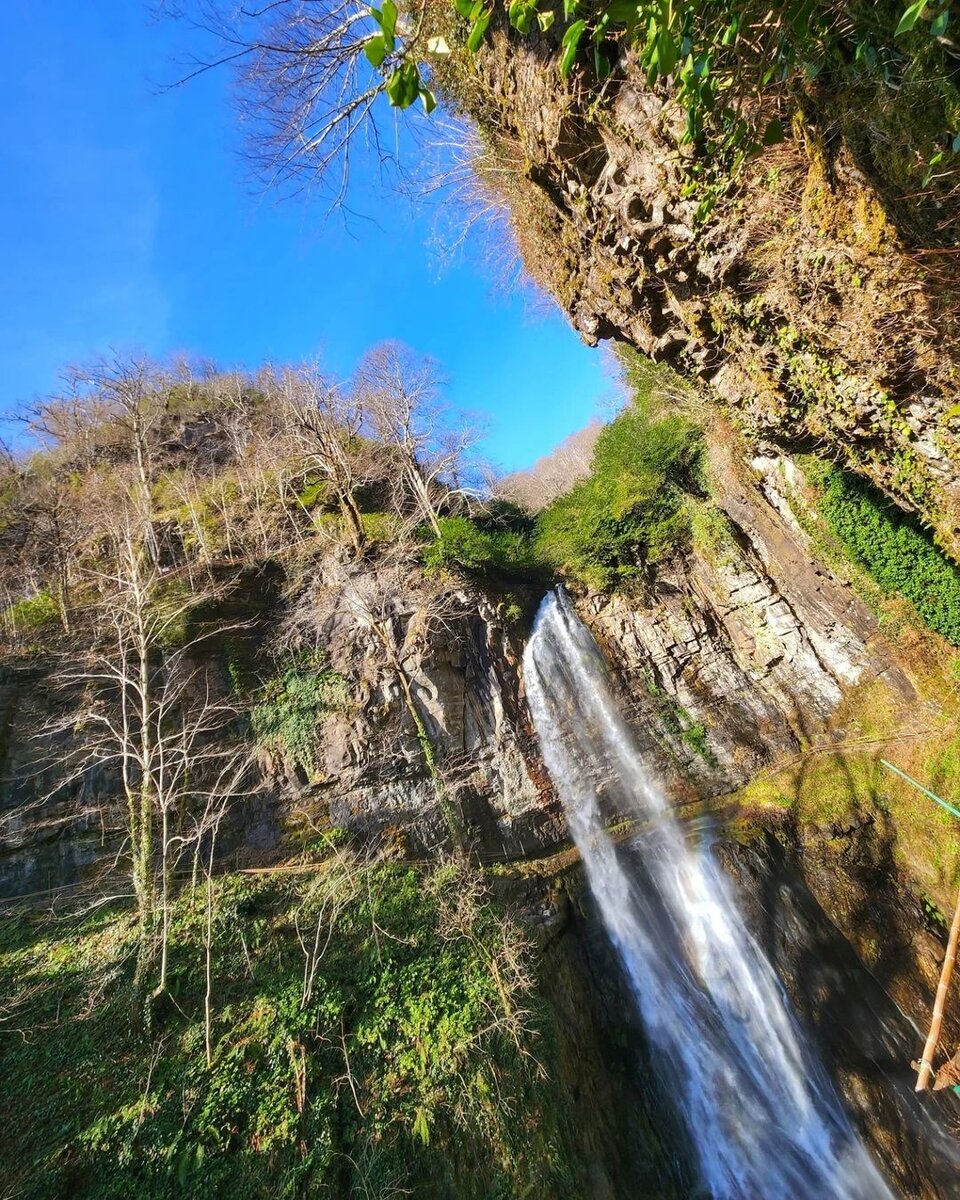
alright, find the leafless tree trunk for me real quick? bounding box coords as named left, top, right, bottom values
left=44, top=498, right=250, bottom=992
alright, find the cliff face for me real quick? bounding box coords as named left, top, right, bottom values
left=271, top=557, right=559, bottom=859
left=577, top=433, right=917, bottom=800
left=0, top=425, right=935, bottom=895
left=4, top=428, right=959, bottom=1191
left=0, top=561, right=556, bottom=898
left=449, top=31, right=960, bottom=548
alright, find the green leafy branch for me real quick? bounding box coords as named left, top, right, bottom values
left=366, top=0, right=438, bottom=111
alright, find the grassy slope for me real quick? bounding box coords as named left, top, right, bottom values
left=0, top=858, right=590, bottom=1200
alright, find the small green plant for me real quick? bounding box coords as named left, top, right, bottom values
left=503, top=600, right=524, bottom=624
left=689, top=501, right=737, bottom=569
left=4, top=590, right=60, bottom=634
left=642, top=671, right=716, bottom=766
left=251, top=653, right=349, bottom=774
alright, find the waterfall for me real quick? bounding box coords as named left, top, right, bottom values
left=523, top=589, right=894, bottom=1200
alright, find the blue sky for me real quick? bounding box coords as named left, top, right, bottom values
left=1, top=1, right=612, bottom=472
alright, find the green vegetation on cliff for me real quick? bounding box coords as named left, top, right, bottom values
left=534, top=416, right=698, bottom=589
left=532, top=389, right=703, bottom=590
left=807, top=462, right=960, bottom=646
left=0, top=858, right=588, bottom=1200
left=412, top=358, right=704, bottom=593
left=249, top=654, right=349, bottom=777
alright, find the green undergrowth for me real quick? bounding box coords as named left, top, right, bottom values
left=422, top=356, right=705, bottom=594
left=805, top=461, right=960, bottom=645
left=0, top=858, right=588, bottom=1200
left=421, top=507, right=544, bottom=581
left=732, top=674, right=960, bottom=910
left=533, top=397, right=703, bottom=591
left=4, top=591, right=61, bottom=633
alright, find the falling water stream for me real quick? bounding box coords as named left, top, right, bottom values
left=523, top=589, right=895, bottom=1200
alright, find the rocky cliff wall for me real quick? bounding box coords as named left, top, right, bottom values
left=0, top=426, right=934, bottom=898
left=268, top=557, right=560, bottom=859
left=0, top=559, right=557, bottom=898
left=573, top=431, right=918, bottom=804
left=448, top=30, right=960, bottom=548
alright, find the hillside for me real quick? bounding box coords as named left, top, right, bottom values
left=4, top=341, right=960, bottom=1194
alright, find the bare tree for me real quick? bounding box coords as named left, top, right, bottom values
left=0, top=454, right=88, bottom=640
left=210, top=371, right=264, bottom=461
left=160, top=0, right=438, bottom=207
left=43, top=496, right=250, bottom=990
left=275, top=362, right=369, bottom=554
left=497, top=419, right=603, bottom=512
left=26, top=355, right=172, bottom=567
left=354, top=341, right=484, bottom=538
left=30, top=355, right=168, bottom=483
left=25, top=469, right=84, bottom=633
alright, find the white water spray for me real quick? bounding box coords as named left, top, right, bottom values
left=524, top=589, right=895, bottom=1200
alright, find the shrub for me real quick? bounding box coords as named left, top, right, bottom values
left=533, top=402, right=702, bottom=590
left=422, top=515, right=543, bottom=579
left=4, top=591, right=60, bottom=634
left=423, top=516, right=495, bottom=572
left=813, top=465, right=960, bottom=645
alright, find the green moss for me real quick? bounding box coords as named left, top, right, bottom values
left=731, top=681, right=960, bottom=911
left=0, top=863, right=590, bottom=1200
left=4, top=591, right=60, bottom=634
left=250, top=652, right=349, bottom=776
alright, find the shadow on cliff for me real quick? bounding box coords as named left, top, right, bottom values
left=728, top=712, right=960, bottom=1197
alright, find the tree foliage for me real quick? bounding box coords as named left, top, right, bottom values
left=165, top=0, right=960, bottom=218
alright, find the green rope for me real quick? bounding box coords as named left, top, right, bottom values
left=879, top=759, right=960, bottom=821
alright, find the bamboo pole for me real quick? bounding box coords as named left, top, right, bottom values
left=916, top=881, right=960, bottom=1092
left=878, top=760, right=960, bottom=1091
